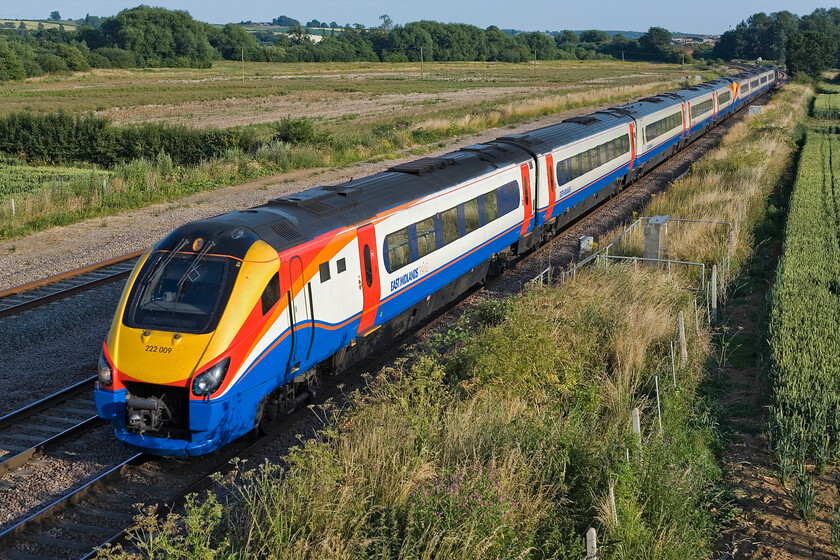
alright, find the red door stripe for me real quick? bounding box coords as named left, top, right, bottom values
left=545, top=154, right=555, bottom=222
left=519, top=164, right=532, bottom=236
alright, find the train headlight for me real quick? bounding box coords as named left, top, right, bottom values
left=98, top=351, right=113, bottom=386
left=192, top=358, right=231, bottom=397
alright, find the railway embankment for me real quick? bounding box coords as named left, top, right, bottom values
left=97, top=86, right=811, bottom=558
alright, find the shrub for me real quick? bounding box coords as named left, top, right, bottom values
left=273, top=116, right=332, bottom=145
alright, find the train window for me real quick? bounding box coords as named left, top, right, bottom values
left=363, top=246, right=373, bottom=287
left=620, top=135, right=629, bottom=154
left=605, top=140, right=614, bottom=161
left=337, top=258, right=346, bottom=273
left=569, top=155, right=580, bottom=179
left=556, top=161, right=567, bottom=185
left=416, top=216, right=437, bottom=258
left=718, top=91, right=731, bottom=105
left=496, top=181, right=519, bottom=216
left=464, top=198, right=480, bottom=234
left=599, top=144, right=608, bottom=165
left=319, top=262, right=330, bottom=283
left=750, top=79, right=759, bottom=88
left=483, top=190, right=499, bottom=222
left=385, top=228, right=411, bottom=273
left=580, top=151, right=590, bottom=175
left=691, top=99, right=713, bottom=120
left=441, top=207, right=460, bottom=245
left=261, top=272, right=281, bottom=315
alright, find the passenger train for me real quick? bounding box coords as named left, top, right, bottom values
left=95, top=66, right=779, bottom=456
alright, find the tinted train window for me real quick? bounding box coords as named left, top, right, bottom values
left=261, top=272, right=281, bottom=315
left=126, top=253, right=236, bottom=334
left=337, top=258, right=346, bottom=273
left=441, top=207, right=460, bottom=245
left=483, top=190, right=499, bottom=222
left=569, top=155, right=580, bottom=179
left=497, top=181, right=519, bottom=216
left=620, top=135, right=629, bottom=154
left=319, top=262, right=330, bottom=283
left=645, top=112, right=681, bottom=143
left=385, top=228, right=411, bottom=273
left=416, top=216, right=437, bottom=258
left=690, top=99, right=713, bottom=120
left=464, top=198, right=480, bottom=234
left=718, top=91, right=732, bottom=105
left=750, top=79, right=759, bottom=88
left=363, top=246, right=373, bottom=287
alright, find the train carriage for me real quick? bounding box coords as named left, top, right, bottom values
left=95, top=67, right=779, bottom=456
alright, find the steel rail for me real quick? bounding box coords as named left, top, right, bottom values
left=0, top=250, right=144, bottom=319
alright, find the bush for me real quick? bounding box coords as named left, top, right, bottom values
left=94, top=47, right=135, bottom=68
left=273, top=117, right=332, bottom=145
left=37, top=53, right=68, bottom=73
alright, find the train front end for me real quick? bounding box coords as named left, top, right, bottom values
left=94, top=220, right=283, bottom=456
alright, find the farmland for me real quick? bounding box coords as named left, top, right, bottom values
left=813, top=92, right=840, bottom=119
left=768, top=128, right=840, bottom=516
left=0, top=60, right=712, bottom=120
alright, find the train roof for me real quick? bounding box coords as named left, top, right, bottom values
left=494, top=110, right=631, bottom=155
left=164, top=143, right=532, bottom=256
left=611, top=93, right=684, bottom=119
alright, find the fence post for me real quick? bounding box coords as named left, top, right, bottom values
left=585, top=527, right=598, bottom=560
left=670, top=341, right=677, bottom=388
left=678, top=310, right=688, bottom=366
left=710, top=264, right=718, bottom=325
left=655, top=376, right=663, bottom=435
left=11, top=198, right=14, bottom=217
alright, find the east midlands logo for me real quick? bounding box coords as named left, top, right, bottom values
left=390, top=266, right=421, bottom=292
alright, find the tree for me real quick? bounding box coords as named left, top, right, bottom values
left=579, top=30, right=610, bottom=44
left=786, top=30, right=837, bottom=79
left=50, top=11, right=61, bottom=21
left=639, top=26, right=672, bottom=52
left=272, top=16, right=299, bottom=27
left=515, top=31, right=557, bottom=60
left=0, top=37, right=27, bottom=81
left=18, top=22, right=27, bottom=31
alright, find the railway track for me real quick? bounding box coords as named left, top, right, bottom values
left=0, top=252, right=143, bottom=320
left=0, top=324, right=420, bottom=560
left=0, top=377, right=101, bottom=480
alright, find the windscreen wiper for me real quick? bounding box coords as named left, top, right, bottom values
left=171, top=240, right=216, bottom=308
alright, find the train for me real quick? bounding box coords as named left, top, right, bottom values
left=95, top=66, right=779, bottom=456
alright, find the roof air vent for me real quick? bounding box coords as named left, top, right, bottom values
left=562, top=116, right=599, bottom=125
left=271, top=220, right=302, bottom=241
left=388, top=157, right=455, bottom=175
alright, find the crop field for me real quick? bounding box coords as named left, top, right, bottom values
left=0, top=60, right=716, bottom=124
left=0, top=162, right=111, bottom=199
left=768, top=128, right=840, bottom=502
left=813, top=93, right=840, bottom=119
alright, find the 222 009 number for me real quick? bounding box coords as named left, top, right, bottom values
left=145, top=345, right=172, bottom=354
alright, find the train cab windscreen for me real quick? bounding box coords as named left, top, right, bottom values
left=124, top=240, right=240, bottom=334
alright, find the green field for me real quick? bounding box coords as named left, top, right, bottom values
left=768, top=128, right=840, bottom=490
left=0, top=19, right=75, bottom=30
left=814, top=93, right=840, bottom=119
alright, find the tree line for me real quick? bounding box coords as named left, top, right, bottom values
left=696, top=8, right=840, bottom=79
left=0, top=6, right=695, bottom=81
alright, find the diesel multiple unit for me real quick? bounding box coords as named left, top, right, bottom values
left=95, top=67, right=779, bottom=456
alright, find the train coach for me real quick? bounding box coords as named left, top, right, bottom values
left=95, top=66, right=778, bottom=456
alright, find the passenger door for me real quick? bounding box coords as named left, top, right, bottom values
left=519, top=163, right=533, bottom=236
left=287, top=255, right=313, bottom=372
left=356, top=224, right=381, bottom=335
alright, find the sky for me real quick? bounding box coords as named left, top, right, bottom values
left=0, top=0, right=834, bottom=35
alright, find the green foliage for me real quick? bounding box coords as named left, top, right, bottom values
left=786, top=31, right=838, bottom=80
left=98, top=6, right=216, bottom=68
left=273, top=117, right=332, bottom=145
left=0, top=37, right=26, bottom=81
left=0, top=111, right=259, bottom=167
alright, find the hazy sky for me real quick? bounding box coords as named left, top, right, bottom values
left=1, top=0, right=834, bottom=35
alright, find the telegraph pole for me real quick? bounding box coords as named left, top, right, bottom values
left=420, top=45, right=424, bottom=79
